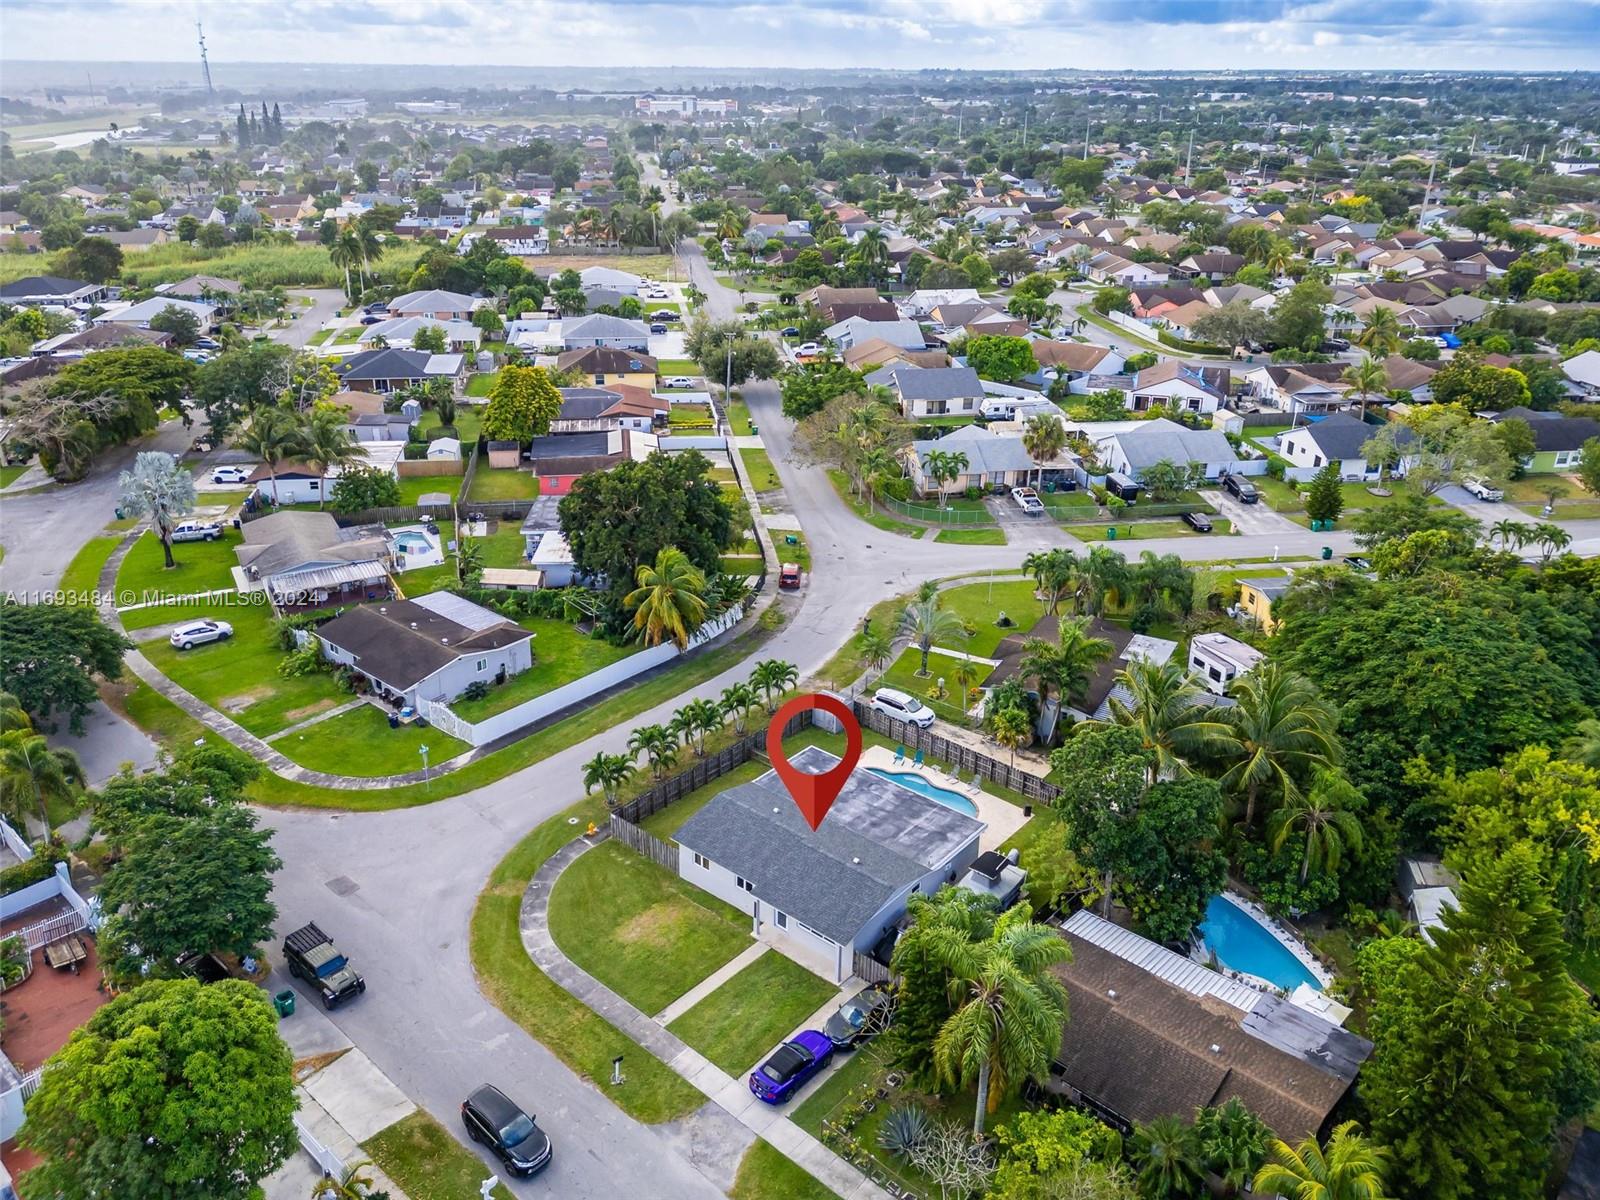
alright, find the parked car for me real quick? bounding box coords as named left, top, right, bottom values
left=461, top=1085, right=552, bottom=1177
left=651, top=310, right=677, bottom=321
left=190, top=435, right=216, bottom=453
left=210, top=465, right=250, bottom=484
left=823, top=986, right=892, bottom=1049
left=1222, top=474, right=1259, bottom=504
left=1010, top=486, right=1044, bottom=515
left=1320, top=337, right=1352, bottom=353
left=1462, top=478, right=1504, bottom=502
left=780, top=326, right=800, bottom=337
left=749, top=1031, right=834, bottom=1104
left=779, top=562, right=801, bottom=588
left=664, top=376, right=696, bottom=388
left=360, top=314, right=385, bottom=325
left=1181, top=510, right=1213, bottom=532
left=364, top=302, right=388, bottom=314
left=796, top=342, right=821, bottom=356
left=170, top=519, right=225, bottom=542
left=871, top=687, right=936, bottom=729
left=194, top=337, right=220, bottom=350
left=282, top=922, right=366, bottom=1008
left=649, top=323, right=668, bottom=334
left=169, top=618, right=233, bottom=649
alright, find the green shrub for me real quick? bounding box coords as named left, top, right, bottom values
left=0, top=844, right=65, bottom=895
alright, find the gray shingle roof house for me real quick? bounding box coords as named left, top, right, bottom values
left=1281, top=413, right=1412, bottom=466
left=867, top=364, right=985, bottom=419
left=1097, top=418, right=1239, bottom=478
left=335, top=347, right=463, bottom=392
left=561, top=313, right=651, bottom=351
left=0, top=275, right=106, bottom=306
left=673, top=746, right=984, bottom=981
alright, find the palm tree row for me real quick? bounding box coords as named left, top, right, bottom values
left=234, top=403, right=361, bottom=510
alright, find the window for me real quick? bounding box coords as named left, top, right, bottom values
left=1554, top=450, right=1579, bottom=468
left=1312, top=455, right=1323, bottom=468
left=692, top=852, right=709, bottom=869
left=775, top=911, right=788, bottom=929
left=736, top=876, right=755, bottom=894
left=476, top=658, right=488, bottom=672
left=1209, top=666, right=1223, bottom=682
left=595, top=374, right=606, bottom=384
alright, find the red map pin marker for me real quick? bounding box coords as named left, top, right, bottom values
left=767, top=693, right=862, bottom=832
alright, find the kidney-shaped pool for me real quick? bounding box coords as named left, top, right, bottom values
left=1197, top=894, right=1322, bottom=992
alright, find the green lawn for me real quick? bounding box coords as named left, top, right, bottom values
left=774, top=529, right=810, bottom=570
left=362, top=1111, right=514, bottom=1200
left=937, top=579, right=1046, bottom=657
left=1251, top=476, right=1427, bottom=514
left=825, top=470, right=925, bottom=539
left=273, top=703, right=469, bottom=776
left=394, top=561, right=459, bottom=597
left=668, top=404, right=713, bottom=427
left=935, top=527, right=1007, bottom=545
left=304, top=329, right=333, bottom=347
left=1528, top=500, right=1600, bottom=519
left=116, top=529, right=242, bottom=599
left=727, top=402, right=754, bottom=436
left=730, top=1140, right=839, bottom=1200
left=1242, top=425, right=1294, bottom=453
left=395, top=474, right=461, bottom=505
left=656, top=358, right=700, bottom=376
left=548, top=840, right=753, bottom=1015
left=466, top=371, right=500, bottom=397
left=667, top=950, right=839, bottom=1074
left=332, top=327, right=362, bottom=344
left=792, top=1045, right=888, bottom=1138
left=720, top=555, right=764, bottom=576
left=450, top=618, right=637, bottom=721
left=1076, top=518, right=1233, bottom=541
left=0, top=463, right=31, bottom=489
left=471, top=524, right=528, bottom=568
left=57, top=535, right=123, bottom=601
left=418, top=406, right=483, bottom=445
left=739, top=447, right=783, bottom=493
left=139, top=603, right=348, bottom=737
left=468, top=467, right=540, bottom=501
left=877, top=648, right=978, bottom=724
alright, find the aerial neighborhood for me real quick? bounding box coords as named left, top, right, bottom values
left=2, top=23, right=1600, bottom=1200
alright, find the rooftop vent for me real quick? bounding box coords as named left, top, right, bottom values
left=1210, top=1044, right=1222, bottom=1054
left=852, top=857, right=861, bottom=865
left=1107, top=989, right=1117, bottom=999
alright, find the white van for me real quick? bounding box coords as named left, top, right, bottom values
left=871, top=687, right=936, bottom=729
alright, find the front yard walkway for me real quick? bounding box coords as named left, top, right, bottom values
left=521, top=832, right=895, bottom=1200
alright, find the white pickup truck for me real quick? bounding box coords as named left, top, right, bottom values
left=1010, top=486, right=1045, bottom=515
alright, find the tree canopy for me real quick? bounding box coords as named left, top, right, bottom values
left=0, top=602, right=130, bottom=733
left=482, top=363, right=562, bottom=442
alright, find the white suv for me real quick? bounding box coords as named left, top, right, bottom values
left=169, top=619, right=233, bottom=649
left=1462, top=478, right=1504, bottom=502
left=872, top=687, right=936, bottom=729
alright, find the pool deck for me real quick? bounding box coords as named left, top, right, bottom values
left=1196, top=891, right=1334, bottom=991
left=858, top=744, right=1028, bottom=852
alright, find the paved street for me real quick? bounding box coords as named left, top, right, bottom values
left=276, top=287, right=345, bottom=349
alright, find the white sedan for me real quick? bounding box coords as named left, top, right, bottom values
left=169, top=619, right=234, bottom=650
left=1462, top=479, right=1505, bottom=502
left=796, top=342, right=821, bottom=356
left=211, top=465, right=251, bottom=484
left=664, top=376, right=697, bottom=388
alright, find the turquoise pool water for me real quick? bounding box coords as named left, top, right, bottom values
left=393, top=532, right=432, bottom=555
left=1198, top=895, right=1322, bottom=991
left=869, top=768, right=979, bottom=817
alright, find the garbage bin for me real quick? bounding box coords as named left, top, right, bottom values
left=1106, top=527, right=1117, bottom=541
left=1321, top=546, right=1333, bottom=560
left=750, top=423, right=759, bottom=435
left=273, top=989, right=296, bottom=1018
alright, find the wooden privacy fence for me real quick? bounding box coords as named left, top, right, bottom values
left=851, top=699, right=1061, bottom=804
left=607, top=819, right=679, bottom=871
left=612, top=708, right=810, bottom=827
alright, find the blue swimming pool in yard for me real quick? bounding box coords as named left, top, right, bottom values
left=393, top=532, right=432, bottom=555
left=868, top=768, right=980, bottom=817
left=1198, top=894, right=1322, bottom=991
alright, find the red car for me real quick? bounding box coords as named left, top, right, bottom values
left=779, top=563, right=801, bottom=588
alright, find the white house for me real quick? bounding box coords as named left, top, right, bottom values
left=898, top=287, right=982, bottom=318
left=359, top=316, right=481, bottom=352
left=387, top=289, right=478, bottom=321
left=94, top=296, right=218, bottom=332
left=1563, top=348, right=1600, bottom=397
left=1277, top=413, right=1414, bottom=481
left=578, top=265, right=642, bottom=294
left=1095, top=419, right=1241, bottom=481
left=1127, top=362, right=1227, bottom=414
left=866, top=363, right=985, bottom=419
left=1242, top=363, right=1348, bottom=416
left=1187, top=632, right=1265, bottom=696
left=904, top=424, right=1041, bottom=496
left=673, top=746, right=984, bottom=982
left=824, top=316, right=926, bottom=351
left=561, top=313, right=651, bottom=351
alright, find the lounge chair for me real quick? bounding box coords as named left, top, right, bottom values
left=892, top=745, right=905, bottom=765
left=912, top=749, right=925, bottom=768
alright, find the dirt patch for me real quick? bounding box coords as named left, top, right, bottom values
left=615, top=902, right=691, bottom=950
left=294, top=1047, right=351, bottom=1082
left=219, top=686, right=274, bottom=713
left=282, top=698, right=338, bottom=723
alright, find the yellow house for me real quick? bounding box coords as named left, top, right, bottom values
left=555, top=345, right=659, bottom=389
left=1236, top=576, right=1290, bottom=633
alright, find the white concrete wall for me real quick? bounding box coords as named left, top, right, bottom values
left=680, top=854, right=849, bottom=981
left=414, top=641, right=536, bottom=704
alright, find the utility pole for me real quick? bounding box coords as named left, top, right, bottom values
left=1184, top=129, right=1194, bottom=184
left=196, top=21, right=214, bottom=97
left=1423, top=159, right=1436, bottom=216
left=1083, top=114, right=1091, bottom=160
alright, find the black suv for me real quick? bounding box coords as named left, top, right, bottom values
left=1222, top=474, right=1260, bottom=504
left=463, top=1084, right=552, bottom=1176
left=282, top=922, right=366, bottom=1008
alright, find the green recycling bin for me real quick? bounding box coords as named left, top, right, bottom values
left=273, top=989, right=296, bottom=1018
left=1321, top=546, right=1333, bottom=560
left=1106, top=527, right=1117, bottom=541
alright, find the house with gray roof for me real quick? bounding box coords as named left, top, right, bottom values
left=904, top=424, right=1046, bottom=496
left=1279, top=413, right=1416, bottom=482
left=674, top=746, right=985, bottom=981
left=561, top=313, right=651, bottom=351
left=234, top=510, right=393, bottom=611
left=1095, top=418, right=1241, bottom=481
left=824, top=316, right=926, bottom=352
left=866, top=363, right=985, bottom=419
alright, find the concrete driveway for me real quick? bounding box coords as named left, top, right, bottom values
left=1202, top=487, right=1304, bottom=537
left=273, top=288, right=345, bottom=350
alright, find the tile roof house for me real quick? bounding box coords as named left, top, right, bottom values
left=841, top=338, right=950, bottom=372
left=673, top=746, right=985, bottom=981
left=866, top=363, right=985, bottom=419
left=94, top=296, right=219, bottom=331
left=316, top=591, right=534, bottom=705
left=551, top=386, right=662, bottom=433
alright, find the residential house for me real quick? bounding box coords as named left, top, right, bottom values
left=1488, top=407, right=1600, bottom=472
left=841, top=338, right=950, bottom=373
left=560, top=313, right=651, bottom=351
left=1561, top=349, right=1600, bottom=397
left=1278, top=413, right=1413, bottom=481
left=29, top=324, right=172, bottom=358
left=555, top=345, right=658, bottom=388
left=1130, top=286, right=1208, bottom=320
left=824, top=317, right=926, bottom=352
left=517, top=495, right=578, bottom=586
left=1094, top=418, right=1240, bottom=481
left=387, top=289, right=478, bottom=321
left=234, top=510, right=392, bottom=611
left=0, top=275, right=108, bottom=307
left=1030, top=341, right=1125, bottom=383
left=470, top=225, right=548, bottom=255
left=1085, top=251, right=1169, bottom=287
left=345, top=410, right=413, bottom=443
left=898, top=287, right=981, bottom=317
left=1187, top=632, right=1265, bottom=696
left=552, top=386, right=662, bottom=433
left=904, top=425, right=1041, bottom=496
left=1243, top=363, right=1349, bottom=416
left=820, top=300, right=901, bottom=325
left=159, top=274, right=243, bottom=304
left=1048, top=910, right=1371, bottom=1141
left=1176, top=252, right=1246, bottom=281
left=802, top=285, right=882, bottom=310
left=359, top=317, right=481, bottom=352
left=94, top=296, right=218, bottom=333
left=1237, top=576, right=1289, bottom=633
left=1149, top=299, right=1219, bottom=342
left=867, top=364, right=985, bottom=419
left=1127, top=362, right=1227, bottom=414
left=316, top=592, right=534, bottom=706
left=101, top=228, right=168, bottom=253
left=578, top=266, right=642, bottom=294
left=336, top=347, right=464, bottom=393
left=525, top=428, right=652, bottom=491
left=674, top=745, right=985, bottom=982
left=986, top=615, right=1179, bottom=731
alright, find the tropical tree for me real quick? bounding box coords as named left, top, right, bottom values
left=719, top=681, right=760, bottom=735
left=1268, top=769, right=1366, bottom=885
left=1356, top=307, right=1402, bottom=357
left=1023, top=549, right=1077, bottom=616
left=454, top=537, right=483, bottom=586
left=116, top=450, right=197, bottom=570
left=1254, top=1122, right=1392, bottom=1200
left=929, top=906, right=1072, bottom=1135
left=1075, top=546, right=1131, bottom=616
left=1131, top=1116, right=1205, bottom=1200
left=0, top=732, right=84, bottom=838
left=1019, top=618, right=1114, bottom=712
left=234, top=406, right=306, bottom=505
left=627, top=723, right=678, bottom=779
left=1022, top=413, right=1067, bottom=485
left=1528, top=521, right=1572, bottom=562
left=300, top=408, right=360, bottom=510
left=675, top=697, right=723, bottom=755
left=312, top=1159, right=377, bottom=1200
left=624, top=547, right=709, bottom=649
left=1195, top=1098, right=1271, bottom=1196
left=1215, top=664, right=1342, bottom=830
left=1086, top=659, right=1228, bottom=784
left=752, top=659, right=799, bottom=712
left=900, top=598, right=966, bottom=676
left=1341, top=354, right=1387, bottom=421
left=329, top=229, right=361, bottom=300
left=991, top=705, right=1032, bottom=767
left=581, top=750, right=633, bottom=807
left=851, top=226, right=891, bottom=283
left=859, top=626, right=895, bottom=676
left=922, top=448, right=969, bottom=507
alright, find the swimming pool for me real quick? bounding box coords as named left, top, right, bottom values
left=1197, top=894, right=1322, bottom=992
left=392, top=531, right=432, bottom=555
left=868, top=768, right=979, bottom=817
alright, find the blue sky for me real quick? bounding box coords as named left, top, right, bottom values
left=3, top=0, right=1596, bottom=71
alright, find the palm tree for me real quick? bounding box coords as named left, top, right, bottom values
left=1130, top=551, right=1191, bottom=621
left=812, top=210, right=841, bottom=242
left=1021, top=413, right=1067, bottom=486
left=676, top=698, right=723, bottom=756
left=751, top=659, right=799, bottom=713
left=454, top=538, right=483, bottom=586
left=899, top=598, right=965, bottom=676
left=330, top=228, right=363, bottom=301
left=1215, top=664, right=1341, bottom=830
left=1018, top=618, right=1113, bottom=711
left=1530, top=521, right=1572, bottom=563
left=719, top=682, right=760, bottom=735
left=1195, top=1097, right=1270, bottom=1196
left=311, top=1159, right=377, bottom=1200
left=627, top=723, right=677, bottom=779
left=1356, top=307, right=1402, bottom=357
left=921, top=448, right=969, bottom=508
left=858, top=626, right=895, bottom=677
left=0, top=732, right=85, bottom=839
left=1341, top=354, right=1386, bottom=421
left=1269, top=773, right=1365, bottom=884
left=625, top=548, right=709, bottom=649
left=1264, top=239, right=1294, bottom=279
left=1133, top=1117, right=1206, bottom=1200
left=991, top=706, right=1032, bottom=765
left=352, top=221, right=383, bottom=291
left=301, top=409, right=360, bottom=510
left=1560, top=717, right=1600, bottom=769
left=1023, top=548, right=1077, bottom=616
left=928, top=907, right=1072, bottom=1135
left=950, top=655, right=983, bottom=719
left=1489, top=517, right=1526, bottom=552
left=234, top=406, right=306, bottom=506
left=858, top=446, right=897, bottom=511
left=582, top=751, right=633, bottom=808
left=1086, top=659, right=1230, bottom=784
left=1254, top=1121, right=1392, bottom=1200
left=851, top=227, right=891, bottom=283
left=1075, top=546, right=1130, bottom=617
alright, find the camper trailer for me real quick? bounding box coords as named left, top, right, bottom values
left=1106, top=472, right=1142, bottom=504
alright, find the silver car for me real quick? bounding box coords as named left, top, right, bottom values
left=169, top=619, right=233, bottom=649
left=171, top=520, right=225, bottom=542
